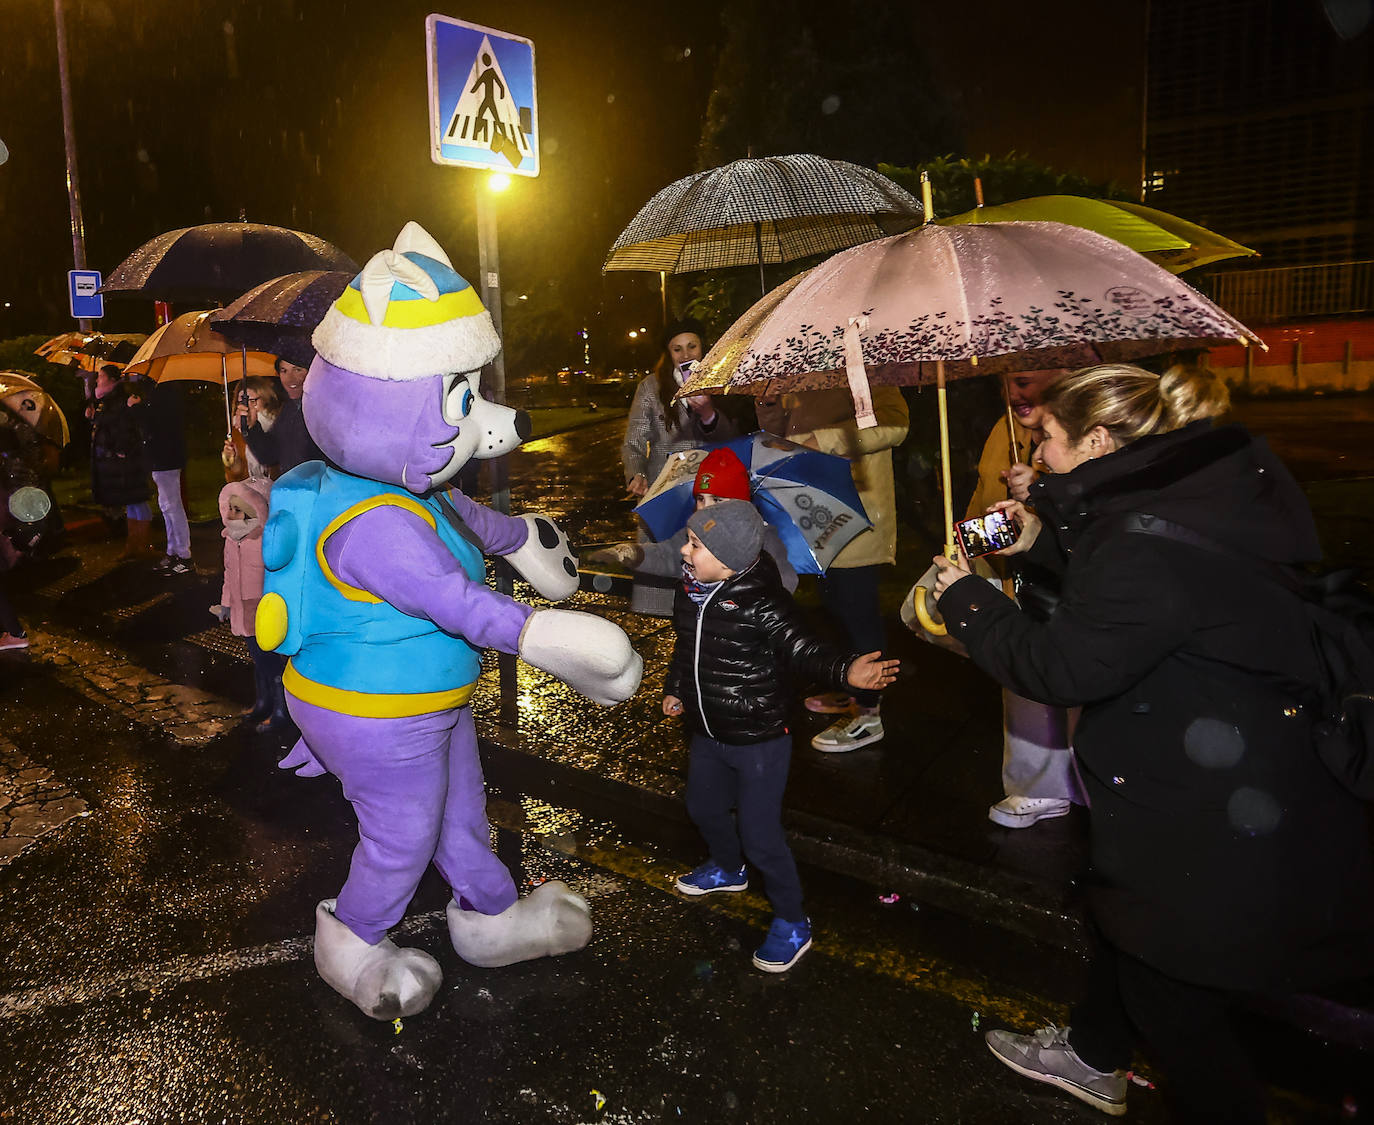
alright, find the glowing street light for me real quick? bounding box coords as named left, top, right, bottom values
left=488, top=172, right=511, bottom=193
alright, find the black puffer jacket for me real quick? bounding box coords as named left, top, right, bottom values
left=89, top=384, right=149, bottom=507
left=939, top=421, right=1374, bottom=991
left=666, top=552, right=854, bottom=745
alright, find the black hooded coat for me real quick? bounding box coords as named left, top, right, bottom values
left=938, top=421, right=1374, bottom=992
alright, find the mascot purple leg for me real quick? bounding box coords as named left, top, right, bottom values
left=290, top=702, right=519, bottom=939
left=260, top=223, right=640, bottom=1020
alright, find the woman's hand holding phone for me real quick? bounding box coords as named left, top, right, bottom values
left=985, top=500, right=1040, bottom=556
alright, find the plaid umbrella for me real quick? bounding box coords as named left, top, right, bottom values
left=102, top=222, right=356, bottom=304
left=209, top=270, right=353, bottom=368
left=604, top=154, right=921, bottom=293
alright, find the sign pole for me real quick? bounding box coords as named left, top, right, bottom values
left=476, top=179, right=509, bottom=518
left=476, top=177, right=518, bottom=724
left=53, top=0, right=92, bottom=333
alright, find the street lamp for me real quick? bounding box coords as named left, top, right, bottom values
left=488, top=172, right=511, bottom=193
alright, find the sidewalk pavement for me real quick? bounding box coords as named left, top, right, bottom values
left=12, top=507, right=1374, bottom=1051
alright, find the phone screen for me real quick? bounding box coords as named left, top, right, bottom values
left=956, top=510, right=1019, bottom=558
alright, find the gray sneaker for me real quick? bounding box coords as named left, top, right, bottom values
left=985, top=1025, right=1127, bottom=1116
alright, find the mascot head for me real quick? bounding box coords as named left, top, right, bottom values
left=305, top=222, right=530, bottom=494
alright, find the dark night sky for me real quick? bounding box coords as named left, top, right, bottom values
left=0, top=0, right=1145, bottom=365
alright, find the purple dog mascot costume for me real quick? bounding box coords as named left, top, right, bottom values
left=257, top=222, right=642, bottom=1020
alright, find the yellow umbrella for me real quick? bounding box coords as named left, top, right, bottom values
left=939, top=195, right=1256, bottom=274
left=0, top=371, right=70, bottom=447
left=34, top=331, right=147, bottom=372
left=123, top=311, right=277, bottom=431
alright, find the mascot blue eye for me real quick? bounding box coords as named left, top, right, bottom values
left=443, top=379, right=475, bottom=423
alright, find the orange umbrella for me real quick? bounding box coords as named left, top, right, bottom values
left=34, top=331, right=146, bottom=372
left=123, top=311, right=276, bottom=431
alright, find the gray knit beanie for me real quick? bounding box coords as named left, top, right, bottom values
left=687, top=500, right=764, bottom=573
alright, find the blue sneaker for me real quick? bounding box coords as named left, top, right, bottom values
left=675, top=862, right=748, bottom=896
left=752, top=916, right=812, bottom=973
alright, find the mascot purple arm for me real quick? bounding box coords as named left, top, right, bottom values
left=259, top=222, right=642, bottom=1021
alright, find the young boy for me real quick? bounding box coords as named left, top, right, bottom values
left=664, top=500, right=899, bottom=972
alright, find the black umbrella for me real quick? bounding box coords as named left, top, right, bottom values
left=208, top=270, right=353, bottom=368
left=101, top=222, right=356, bottom=304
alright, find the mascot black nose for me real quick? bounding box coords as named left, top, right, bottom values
left=514, top=410, right=533, bottom=441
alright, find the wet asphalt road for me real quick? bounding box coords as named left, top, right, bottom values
left=0, top=656, right=1135, bottom=1125
left=1, top=406, right=1372, bottom=1123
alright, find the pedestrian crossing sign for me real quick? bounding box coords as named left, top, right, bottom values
left=426, top=14, right=538, bottom=177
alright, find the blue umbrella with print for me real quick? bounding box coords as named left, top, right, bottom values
left=634, top=432, right=872, bottom=575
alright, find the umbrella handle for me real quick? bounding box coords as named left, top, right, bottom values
left=912, top=585, right=947, bottom=637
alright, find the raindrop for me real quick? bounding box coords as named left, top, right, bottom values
left=1183, top=717, right=1245, bottom=769
left=821, top=94, right=841, bottom=115
left=606, top=93, right=616, bottom=104
left=545, top=136, right=560, bottom=155
left=135, top=147, right=150, bottom=164
left=1227, top=787, right=1282, bottom=836
left=683, top=46, right=693, bottom=58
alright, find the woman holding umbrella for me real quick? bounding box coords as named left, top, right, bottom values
left=621, top=319, right=741, bottom=615
left=931, top=363, right=1374, bottom=1121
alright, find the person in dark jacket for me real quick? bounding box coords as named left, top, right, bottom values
left=135, top=379, right=193, bottom=574
left=932, top=363, right=1374, bottom=1122
left=88, top=365, right=154, bottom=558
left=665, top=500, right=898, bottom=973
left=234, top=357, right=322, bottom=475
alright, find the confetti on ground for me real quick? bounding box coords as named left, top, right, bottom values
left=970, top=1011, right=980, bottom=1030
left=878, top=892, right=900, bottom=904
left=392, top=1018, right=403, bottom=1035
left=1125, top=1071, right=1154, bottom=1089
left=592, top=1089, right=606, bottom=1111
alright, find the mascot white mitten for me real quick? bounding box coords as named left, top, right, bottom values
left=259, top=222, right=642, bottom=1020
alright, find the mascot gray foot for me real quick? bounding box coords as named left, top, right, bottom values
left=313, top=899, right=443, bottom=1020
left=446, top=880, right=592, bottom=968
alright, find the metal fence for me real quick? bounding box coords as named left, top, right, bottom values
left=1210, top=260, right=1374, bottom=322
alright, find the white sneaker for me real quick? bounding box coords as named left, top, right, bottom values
left=811, top=710, right=884, bottom=753
left=988, top=795, right=1072, bottom=828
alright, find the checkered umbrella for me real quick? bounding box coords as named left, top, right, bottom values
left=604, top=154, right=921, bottom=293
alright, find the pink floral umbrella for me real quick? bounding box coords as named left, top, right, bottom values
left=681, top=220, right=1258, bottom=403
left=679, top=218, right=1261, bottom=633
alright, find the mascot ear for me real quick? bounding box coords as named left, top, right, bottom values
left=505, top=515, right=579, bottom=602
left=393, top=221, right=454, bottom=267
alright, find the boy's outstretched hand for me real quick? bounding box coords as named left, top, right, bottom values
left=663, top=695, right=684, bottom=716
left=846, top=652, right=900, bottom=692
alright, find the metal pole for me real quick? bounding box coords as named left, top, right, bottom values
left=659, top=271, right=668, bottom=329
left=475, top=180, right=509, bottom=517
left=753, top=221, right=767, bottom=296
left=475, top=177, right=517, bottom=725
left=53, top=0, right=92, bottom=333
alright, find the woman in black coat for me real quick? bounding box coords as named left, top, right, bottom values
left=932, top=363, right=1374, bottom=1123
left=88, top=365, right=153, bottom=557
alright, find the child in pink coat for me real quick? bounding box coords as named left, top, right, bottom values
left=216, top=478, right=289, bottom=733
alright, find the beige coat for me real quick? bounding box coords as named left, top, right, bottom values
left=756, top=386, right=910, bottom=569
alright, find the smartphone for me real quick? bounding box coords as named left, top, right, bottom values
left=955, top=509, right=1020, bottom=559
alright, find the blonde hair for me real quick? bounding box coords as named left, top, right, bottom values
left=1042, top=362, right=1229, bottom=447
